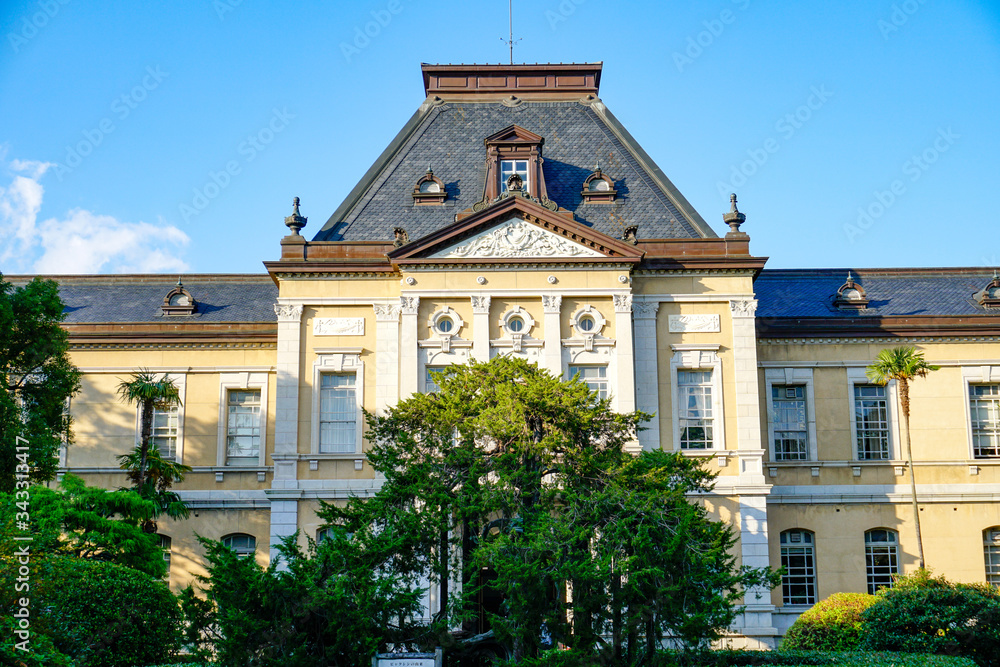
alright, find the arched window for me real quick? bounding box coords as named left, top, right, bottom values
left=865, top=529, right=899, bottom=594
left=158, top=534, right=172, bottom=574
left=985, top=527, right=1000, bottom=588
left=780, top=529, right=816, bottom=605
left=222, top=533, right=256, bottom=559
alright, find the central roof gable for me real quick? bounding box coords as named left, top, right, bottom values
left=387, top=195, right=642, bottom=265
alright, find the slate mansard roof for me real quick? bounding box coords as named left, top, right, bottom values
left=313, top=67, right=716, bottom=243
left=9, top=275, right=278, bottom=324
left=755, top=269, right=1000, bottom=319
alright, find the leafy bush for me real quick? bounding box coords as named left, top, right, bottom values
left=42, top=557, right=182, bottom=667
left=655, top=649, right=976, bottom=666
left=860, top=569, right=1000, bottom=667
left=781, top=592, right=878, bottom=651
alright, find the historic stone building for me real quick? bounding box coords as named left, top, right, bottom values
left=33, top=63, right=1000, bottom=646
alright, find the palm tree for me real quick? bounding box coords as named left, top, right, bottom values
left=116, top=370, right=181, bottom=496
left=866, top=346, right=939, bottom=569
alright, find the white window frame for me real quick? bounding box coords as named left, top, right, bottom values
left=780, top=529, right=817, bottom=606
left=985, top=526, right=1000, bottom=588
left=499, top=159, right=530, bottom=192
left=847, top=367, right=899, bottom=462
left=865, top=528, right=899, bottom=594
left=669, top=345, right=725, bottom=452
left=311, top=352, right=364, bottom=455
left=134, top=372, right=186, bottom=463
left=764, top=368, right=817, bottom=462
left=962, top=366, right=1000, bottom=460
left=158, top=533, right=172, bottom=576
left=217, top=372, right=269, bottom=466
left=222, top=532, right=257, bottom=559
left=568, top=364, right=609, bottom=400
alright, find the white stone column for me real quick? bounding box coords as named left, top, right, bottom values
left=471, top=295, right=491, bottom=361
left=541, top=295, right=562, bottom=376
left=270, top=302, right=303, bottom=564
left=612, top=294, right=636, bottom=414
left=373, top=302, right=401, bottom=414
left=729, top=298, right=776, bottom=647
left=400, top=296, right=420, bottom=399
left=632, top=300, right=660, bottom=451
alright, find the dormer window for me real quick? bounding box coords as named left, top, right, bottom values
left=500, top=160, right=529, bottom=193
left=162, top=279, right=196, bottom=316
left=833, top=272, right=869, bottom=310
left=412, top=167, right=447, bottom=205
left=977, top=271, right=1000, bottom=309
left=581, top=167, right=617, bottom=203
left=482, top=125, right=549, bottom=203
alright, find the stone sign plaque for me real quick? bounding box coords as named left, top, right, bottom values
left=373, top=650, right=441, bottom=667
left=313, top=317, right=364, bottom=336
left=668, top=314, right=720, bottom=333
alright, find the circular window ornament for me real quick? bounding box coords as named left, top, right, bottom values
left=430, top=308, right=464, bottom=338
left=571, top=306, right=607, bottom=338
left=500, top=307, right=535, bottom=337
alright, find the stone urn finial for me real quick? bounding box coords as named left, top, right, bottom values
left=284, top=196, right=307, bottom=236
left=723, top=193, right=746, bottom=234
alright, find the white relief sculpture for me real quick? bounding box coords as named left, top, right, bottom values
left=668, top=314, right=721, bottom=333
left=633, top=301, right=660, bottom=319
left=273, top=303, right=303, bottom=321
left=730, top=299, right=758, bottom=317
left=400, top=296, right=420, bottom=314
left=431, top=219, right=602, bottom=258
left=313, top=318, right=365, bottom=336
left=541, top=295, right=562, bottom=313
left=373, top=304, right=401, bottom=322
left=613, top=294, right=632, bottom=313
left=471, top=295, right=491, bottom=314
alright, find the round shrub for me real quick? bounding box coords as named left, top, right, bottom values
left=860, top=570, right=1000, bottom=666
left=42, top=557, right=182, bottom=667
left=781, top=592, right=877, bottom=651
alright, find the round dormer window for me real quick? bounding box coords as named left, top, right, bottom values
left=419, top=180, right=441, bottom=193
left=842, top=288, right=862, bottom=300
left=169, top=294, right=189, bottom=306
left=588, top=179, right=610, bottom=192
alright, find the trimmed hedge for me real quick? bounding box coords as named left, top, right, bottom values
left=781, top=593, right=878, bottom=651
left=658, top=649, right=976, bottom=666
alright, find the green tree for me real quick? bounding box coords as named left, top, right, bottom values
left=0, top=274, right=80, bottom=492
left=324, top=356, right=776, bottom=665
left=866, top=347, right=939, bottom=569
left=116, top=369, right=189, bottom=532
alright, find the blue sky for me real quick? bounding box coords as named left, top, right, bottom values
left=1, top=0, right=998, bottom=274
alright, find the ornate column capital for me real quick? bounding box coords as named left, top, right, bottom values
left=729, top=299, right=758, bottom=317
left=400, top=296, right=420, bottom=315
left=541, top=294, right=562, bottom=314
left=274, top=303, right=304, bottom=322
left=471, top=295, right=491, bottom=314
left=632, top=300, right=660, bottom=319
left=373, top=303, right=401, bottom=322
left=613, top=293, right=633, bottom=314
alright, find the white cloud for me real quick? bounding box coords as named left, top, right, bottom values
left=0, top=156, right=189, bottom=274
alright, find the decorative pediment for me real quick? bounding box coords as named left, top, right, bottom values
left=386, top=195, right=643, bottom=264
left=484, top=125, right=543, bottom=145
left=430, top=218, right=602, bottom=259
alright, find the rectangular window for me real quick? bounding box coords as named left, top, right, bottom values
left=678, top=370, right=713, bottom=449
left=499, top=159, right=529, bottom=192
left=970, top=384, right=1000, bottom=458
left=226, top=389, right=261, bottom=462
left=424, top=367, right=443, bottom=394
left=772, top=385, right=808, bottom=461
left=855, top=385, right=890, bottom=460
left=985, top=529, right=1000, bottom=588
left=569, top=365, right=608, bottom=400
left=865, top=530, right=899, bottom=594
left=780, top=531, right=817, bottom=605
left=319, top=373, right=356, bottom=453
left=150, top=405, right=179, bottom=460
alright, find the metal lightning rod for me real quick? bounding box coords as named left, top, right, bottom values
left=501, top=0, right=521, bottom=65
